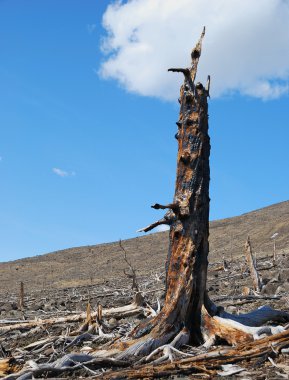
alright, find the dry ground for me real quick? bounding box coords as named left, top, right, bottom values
left=0, top=200, right=289, bottom=379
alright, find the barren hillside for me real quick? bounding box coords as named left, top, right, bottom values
left=0, top=200, right=288, bottom=294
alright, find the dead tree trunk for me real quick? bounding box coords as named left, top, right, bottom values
left=244, top=236, right=263, bottom=292
left=19, top=281, right=24, bottom=312
left=163, top=26, right=210, bottom=344
left=124, top=28, right=211, bottom=354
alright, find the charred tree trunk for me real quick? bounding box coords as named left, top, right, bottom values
left=128, top=28, right=210, bottom=352
left=164, top=26, right=210, bottom=344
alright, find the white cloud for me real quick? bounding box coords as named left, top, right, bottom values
left=154, top=225, right=170, bottom=232
left=100, top=0, right=289, bottom=101
left=52, top=168, right=76, bottom=177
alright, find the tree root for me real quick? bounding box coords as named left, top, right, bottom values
left=90, top=302, right=289, bottom=361
left=97, top=328, right=289, bottom=379
left=92, top=303, right=289, bottom=365
left=135, top=328, right=191, bottom=364
left=115, top=331, right=176, bottom=359
left=142, top=345, right=187, bottom=364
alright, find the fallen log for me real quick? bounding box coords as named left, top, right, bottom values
left=212, top=295, right=280, bottom=302
left=216, top=305, right=289, bottom=327
left=0, top=297, right=146, bottom=334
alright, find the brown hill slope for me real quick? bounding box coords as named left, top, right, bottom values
left=0, top=200, right=288, bottom=294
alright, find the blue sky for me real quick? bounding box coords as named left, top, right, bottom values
left=1, top=0, right=289, bottom=262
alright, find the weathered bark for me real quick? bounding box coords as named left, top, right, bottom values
left=130, top=28, right=210, bottom=350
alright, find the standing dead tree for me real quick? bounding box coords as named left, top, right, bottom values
left=87, top=28, right=212, bottom=360
left=19, top=282, right=24, bottom=312
left=129, top=26, right=212, bottom=349
left=245, top=236, right=263, bottom=292
left=19, top=281, right=26, bottom=320
left=119, top=240, right=139, bottom=292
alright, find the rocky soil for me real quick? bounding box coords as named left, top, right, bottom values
left=0, top=200, right=289, bottom=378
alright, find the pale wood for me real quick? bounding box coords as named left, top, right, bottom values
left=98, top=329, right=289, bottom=379
left=0, top=301, right=146, bottom=333
left=245, top=236, right=263, bottom=292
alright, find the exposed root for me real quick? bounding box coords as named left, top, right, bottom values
left=140, top=341, right=196, bottom=365
left=92, top=303, right=289, bottom=362
left=143, top=345, right=179, bottom=364
left=135, top=328, right=191, bottom=364
left=98, top=329, right=289, bottom=379
left=115, top=330, right=176, bottom=359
